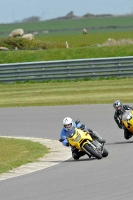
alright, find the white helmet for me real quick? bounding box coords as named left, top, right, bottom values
left=63, top=117, right=73, bottom=131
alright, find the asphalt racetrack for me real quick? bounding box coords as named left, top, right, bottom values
left=0, top=104, right=133, bottom=200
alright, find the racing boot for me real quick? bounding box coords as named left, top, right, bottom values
left=72, top=147, right=86, bottom=160
left=88, top=130, right=106, bottom=144
left=96, top=137, right=106, bottom=144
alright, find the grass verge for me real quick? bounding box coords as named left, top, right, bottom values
left=1, top=31, right=133, bottom=64
left=0, top=77, right=133, bottom=107
left=0, top=45, right=133, bottom=64
left=0, top=137, right=49, bottom=174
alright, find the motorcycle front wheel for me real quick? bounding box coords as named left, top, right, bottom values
left=83, top=143, right=102, bottom=159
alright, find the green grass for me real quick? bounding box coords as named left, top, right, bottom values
left=0, top=137, right=49, bottom=174
left=37, top=31, right=133, bottom=46
left=0, top=78, right=133, bottom=107
left=1, top=15, right=133, bottom=37
left=1, top=44, right=133, bottom=64
left=1, top=31, right=133, bottom=63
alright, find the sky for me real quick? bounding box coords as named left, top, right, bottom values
left=0, top=0, right=133, bottom=23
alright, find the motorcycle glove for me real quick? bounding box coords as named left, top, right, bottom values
left=123, top=105, right=130, bottom=110
left=118, top=123, right=123, bottom=129
left=75, top=119, right=80, bottom=125
left=59, top=138, right=64, bottom=142
left=80, top=124, right=85, bottom=130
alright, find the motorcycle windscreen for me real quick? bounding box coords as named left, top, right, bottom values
left=66, top=127, right=76, bottom=138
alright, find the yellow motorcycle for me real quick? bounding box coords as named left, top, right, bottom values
left=60, top=127, right=108, bottom=160
left=122, top=110, right=133, bottom=133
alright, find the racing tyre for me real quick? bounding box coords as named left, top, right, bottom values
left=83, top=143, right=102, bottom=159
left=102, top=148, right=108, bottom=157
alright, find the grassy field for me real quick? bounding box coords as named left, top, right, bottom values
left=1, top=16, right=133, bottom=63
left=1, top=15, right=133, bottom=37
left=0, top=78, right=133, bottom=107
left=1, top=35, right=133, bottom=63
left=0, top=137, right=49, bottom=174
left=37, top=31, right=133, bottom=45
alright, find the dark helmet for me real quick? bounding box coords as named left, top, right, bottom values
left=113, top=100, right=123, bottom=111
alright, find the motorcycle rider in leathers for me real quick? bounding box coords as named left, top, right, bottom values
left=59, top=117, right=106, bottom=160
left=113, top=100, right=133, bottom=139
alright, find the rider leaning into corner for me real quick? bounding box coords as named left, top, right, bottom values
left=59, top=117, right=106, bottom=160
left=113, top=100, right=133, bottom=140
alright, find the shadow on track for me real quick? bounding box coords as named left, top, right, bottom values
left=64, top=157, right=96, bottom=162
left=43, top=157, right=96, bottom=163
left=106, top=140, right=133, bottom=145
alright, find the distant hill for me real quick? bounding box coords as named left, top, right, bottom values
left=47, top=11, right=124, bottom=21
left=49, top=11, right=80, bottom=20
left=9, top=11, right=133, bottom=23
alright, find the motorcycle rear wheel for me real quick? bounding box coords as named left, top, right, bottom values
left=83, top=143, right=102, bottom=159
left=102, top=148, right=108, bottom=157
